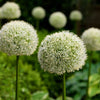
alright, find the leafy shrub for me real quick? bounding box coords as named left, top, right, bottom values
left=0, top=53, right=47, bottom=100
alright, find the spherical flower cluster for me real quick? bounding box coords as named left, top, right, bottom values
left=70, top=10, right=82, bottom=21
left=81, top=28, right=100, bottom=51
left=49, top=12, right=67, bottom=29
left=32, top=6, right=46, bottom=19
left=38, top=31, right=87, bottom=75
left=0, top=20, right=38, bottom=56
left=1, top=2, right=21, bottom=19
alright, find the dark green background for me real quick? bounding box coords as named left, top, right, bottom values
left=1, top=0, right=99, bottom=30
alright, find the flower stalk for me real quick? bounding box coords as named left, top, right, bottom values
left=16, top=56, right=19, bottom=100
left=74, top=21, right=80, bottom=36
left=36, top=19, right=39, bottom=30
left=86, top=51, right=92, bottom=100
left=63, top=73, right=66, bottom=100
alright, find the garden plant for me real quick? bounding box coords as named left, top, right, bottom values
left=38, top=31, right=87, bottom=100
left=0, top=20, right=38, bottom=100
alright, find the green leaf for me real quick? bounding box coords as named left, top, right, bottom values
left=89, top=73, right=100, bottom=83
left=46, top=97, right=55, bottom=100
left=56, top=96, right=73, bottom=100
left=88, top=74, right=100, bottom=97
left=89, top=86, right=100, bottom=97
left=31, top=91, right=49, bottom=100
left=74, top=94, right=82, bottom=100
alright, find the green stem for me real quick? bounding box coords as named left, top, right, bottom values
left=16, top=56, right=19, bottom=100
left=74, top=21, right=80, bottom=36
left=63, top=73, right=66, bottom=100
left=56, top=28, right=62, bottom=32
left=0, top=19, right=2, bottom=29
left=36, top=20, right=40, bottom=30
left=86, top=51, right=92, bottom=100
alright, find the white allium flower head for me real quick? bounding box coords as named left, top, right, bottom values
left=70, top=10, right=82, bottom=21
left=49, top=12, right=67, bottom=29
left=38, top=31, right=87, bottom=75
left=32, top=6, right=46, bottom=19
left=0, top=20, right=38, bottom=56
left=1, top=2, right=21, bottom=19
left=81, top=27, right=100, bottom=51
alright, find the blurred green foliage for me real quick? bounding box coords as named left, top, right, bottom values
left=0, top=53, right=47, bottom=100
left=66, top=51, right=100, bottom=100
left=31, top=91, right=49, bottom=100
left=56, top=96, right=73, bottom=100
left=31, top=91, right=73, bottom=100
left=89, top=73, right=100, bottom=97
